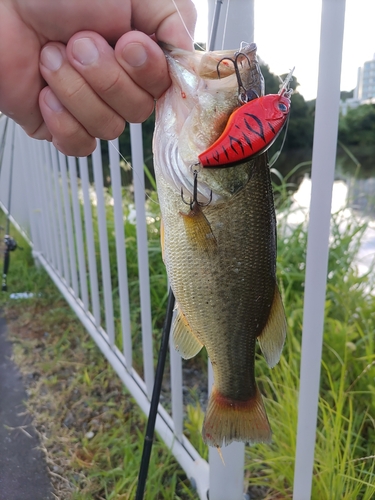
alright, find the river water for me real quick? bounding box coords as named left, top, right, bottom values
left=286, top=174, right=375, bottom=278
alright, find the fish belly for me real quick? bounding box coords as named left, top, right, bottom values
left=156, top=154, right=282, bottom=447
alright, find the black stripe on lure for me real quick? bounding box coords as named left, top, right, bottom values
left=198, top=55, right=294, bottom=168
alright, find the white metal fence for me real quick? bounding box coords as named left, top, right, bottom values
left=0, top=0, right=348, bottom=498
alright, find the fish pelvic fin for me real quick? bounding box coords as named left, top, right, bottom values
left=172, top=306, right=203, bottom=359
left=257, top=284, right=287, bottom=368
left=202, top=385, right=272, bottom=448
left=179, top=203, right=217, bottom=255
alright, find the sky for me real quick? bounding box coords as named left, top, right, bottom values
left=191, top=0, right=375, bottom=101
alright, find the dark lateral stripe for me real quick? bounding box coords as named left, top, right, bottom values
left=229, top=135, right=244, bottom=155
left=222, top=145, right=230, bottom=160
left=213, top=150, right=220, bottom=162
left=268, top=122, right=276, bottom=135
left=244, top=113, right=266, bottom=143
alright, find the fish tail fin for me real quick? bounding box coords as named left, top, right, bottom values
left=202, top=385, right=272, bottom=448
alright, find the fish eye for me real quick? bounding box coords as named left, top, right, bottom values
left=278, top=102, right=288, bottom=112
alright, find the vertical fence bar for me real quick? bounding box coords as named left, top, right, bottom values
left=92, top=143, right=115, bottom=346
left=29, top=140, right=49, bottom=260
left=78, top=156, right=101, bottom=326
left=68, top=156, right=89, bottom=310
left=58, top=152, right=79, bottom=296
left=130, top=123, right=154, bottom=397
left=37, top=142, right=55, bottom=264
left=293, top=1, right=346, bottom=498
left=1, top=125, right=211, bottom=498
left=108, top=139, right=133, bottom=367
left=169, top=313, right=183, bottom=438
left=18, top=132, right=39, bottom=250
left=50, top=144, right=70, bottom=284
left=208, top=364, right=245, bottom=500
left=207, top=2, right=254, bottom=498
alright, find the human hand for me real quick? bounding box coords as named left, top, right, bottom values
left=0, top=0, right=196, bottom=156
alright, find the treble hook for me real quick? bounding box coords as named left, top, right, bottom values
left=217, top=52, right=258, bottom=104
left=181, top=169, right=212, bottom=210
left=278, top=67, right=295, bottom=98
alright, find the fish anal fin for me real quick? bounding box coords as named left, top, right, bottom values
left=258, top=284, right=287, bottom=368
left=202, top=385, right=272, bottom=448
left=179, top=204, right=217, bottom=254
left=172, top=306, right=203, bottom=359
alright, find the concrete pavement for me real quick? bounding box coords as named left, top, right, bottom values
left=0, top=315, right=53, bottom=500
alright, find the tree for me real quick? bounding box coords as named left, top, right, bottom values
left=339, top=104, right=375, bottom=147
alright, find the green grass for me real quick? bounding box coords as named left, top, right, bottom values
left=241, top=177, right=375, bottom=499
left=0, top=211, right=196, bottom=500
left=1, top=168, right=375, bottom=499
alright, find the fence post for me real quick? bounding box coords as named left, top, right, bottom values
left=293, top=1, right=347, bottom=498
left=206, top=1, right=254, bottom=498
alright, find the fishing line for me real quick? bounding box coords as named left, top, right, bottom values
left=269, top=113, right=290, bottom=168
left=108, top=140, right=160, bottom=206
left=170, top=0, right=206, bottom=51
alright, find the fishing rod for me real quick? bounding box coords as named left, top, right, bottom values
left=135, top=3, right=223, bottom=497
left=135, top=289, right=175, bottom=500
left=1, top=120, right=18, bottom=292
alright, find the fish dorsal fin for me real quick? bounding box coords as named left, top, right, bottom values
left=172, top=306, right=203, bottom=359
left=257, top=284, right=287, bottom=368
left=179, top=204, right=217, bottom=254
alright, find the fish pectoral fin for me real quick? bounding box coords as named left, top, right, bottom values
left=179, top=204, right=217, bottom=254
left=172, top=306, right=203, bottom=359
left=257, top=284, right=287, bottom=368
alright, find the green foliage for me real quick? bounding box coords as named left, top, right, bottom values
left=2, top=165, right=375, bottom=498
left=339, top=104, right=375, bottom=148
left=261, top=64, right=315, bottom=159
left=244, top=186, right=375, bottom=499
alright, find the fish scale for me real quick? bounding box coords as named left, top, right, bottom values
left=154, top=44, right=287, bottom=448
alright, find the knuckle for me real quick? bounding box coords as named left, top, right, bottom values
left=126, top=100, right=154, bottom=124
left=96, top=70, right=123, bottom=96
left=98, top=115, right=125, bottom=140
left=54, top=136, right=96, bottom=157
left=64, top=79, right=87, bottom=101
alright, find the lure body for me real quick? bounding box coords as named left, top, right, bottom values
left=198, top=93, right=291, bottom=167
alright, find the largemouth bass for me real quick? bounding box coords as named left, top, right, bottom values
left=153, top=43, right=287, bottom=448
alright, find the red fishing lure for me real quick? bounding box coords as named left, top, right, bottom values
left=198, top=66, right=294, bottom=168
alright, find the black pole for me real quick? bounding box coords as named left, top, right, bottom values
left=1, top=120, right=17, bottom=291
left=0, top=117, right=10, bottom=177
left=208, top=0, right=223, bottom=51
left=135, top=288, right=175, bottom=500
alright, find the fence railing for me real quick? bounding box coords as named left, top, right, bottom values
left=0, top=0, right=348, bottom=498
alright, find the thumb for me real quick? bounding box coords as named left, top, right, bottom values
left=132, top=0, right=197, bottom=51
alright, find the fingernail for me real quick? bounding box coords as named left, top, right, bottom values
left=41, top=46, right=63, bottom=71
left=122, top=43, right=147, bottom=67
left=44, top=89, right=64, bottom=112
left=72, top=38, right=99, bottom=65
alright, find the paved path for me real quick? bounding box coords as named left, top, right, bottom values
left=0, top=315, right=53, bottom=500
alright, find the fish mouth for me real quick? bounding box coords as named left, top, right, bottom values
left=154, top=42, right=264, bottom=203
left=161, top=41, right=262, bottom=89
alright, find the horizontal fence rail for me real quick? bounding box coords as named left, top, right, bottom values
left=0, top=117, right=214, bottom=498
left=0, top=1, right=349, bottom=498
